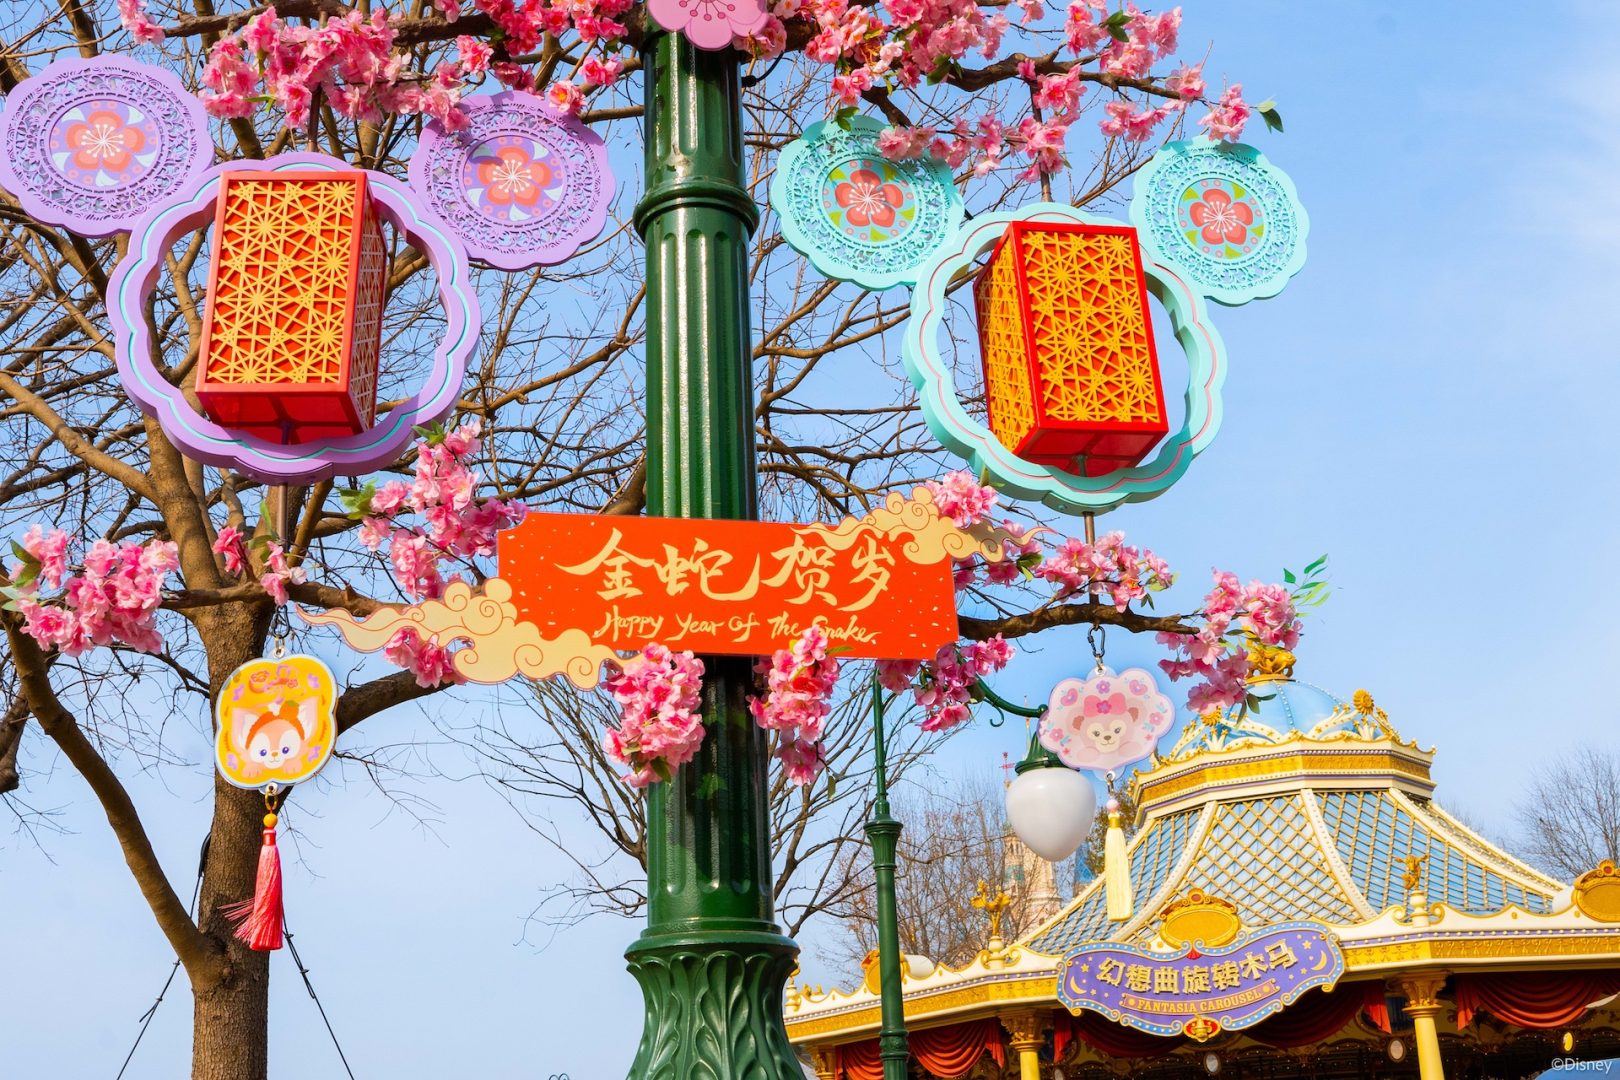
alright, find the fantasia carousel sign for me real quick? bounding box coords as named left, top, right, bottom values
left=1057, top=921, right=1346, bottom=1041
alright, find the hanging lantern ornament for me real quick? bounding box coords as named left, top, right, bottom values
left=111, top=152, right=479, bottom=484
left=771, top=116, right=965, bottom=292
left=903, top=203, right=1227, bottom=515
left=195, top=168, right=389, bottom=445
left=0, top=55, right=211, bottom=238
left=1039, top=665, right=1176, bottom=774
left=214, top=649, right=339, bottom=951
left=975, top=220, right=1170, bottom=477
left=1129, top=138, right=1309, bottom=307
left=408, top=91, right=614, bottom=272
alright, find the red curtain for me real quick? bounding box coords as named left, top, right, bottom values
left=834, top=1039, right=882, bottom=1080
left=834, top=1020, right=1005, bottom=1080
left=912, top=1019, right=1006, bottom=1076
left=1246, top=984, right=1388, bottom=1049
left=1455, top=971, right=1620, bottom=1030
left=1366, top=990, right=1393, bottom=1035
left=1052, top=1010, right=1186, bottom=1060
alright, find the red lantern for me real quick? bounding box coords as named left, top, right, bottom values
left=195, top=171, right=388, bottom=445
left=973, top=222, right=1168, bottom=477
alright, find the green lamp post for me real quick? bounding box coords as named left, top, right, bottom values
left=865, top=677, right=910, bottom=1080
left=624, top=29, right=800, bottom=1079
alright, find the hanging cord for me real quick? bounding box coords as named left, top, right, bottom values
left=283, top=924, right=358, bottom=1080
left=115, top=832, right=209, bottom=1080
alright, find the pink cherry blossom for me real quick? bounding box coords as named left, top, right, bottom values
left=211, top=526, right=249, bottom=576
left=603, top=645, right=706, bottom=787
left=749, top=625, right=841, bottom=784
left=735, top=15, right=788, bottom=57
left=259, top=541, right=306, bottom=607
left=580, top=56, right=625, bottom=87
left=1166, top=61, right=1204, bottom=99
left=456, top=35, right=494, bottom=76
left=10, top=533, right=178, bottom=657
left=1200, top=83, right=1252, bottom=142
left=117, top=0, right=166, bottom=44
left=384, top=627, right=466, bottom=687
left=925, top=470, right=997, bottom=527
left=546, top=80, right=585, bottom=115
left=1099, top=99, right=1174, bottom=142
left=20, top=525, right=71, bottom=589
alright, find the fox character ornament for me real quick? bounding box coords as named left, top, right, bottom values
left=213, top=653, right=338, bottom=950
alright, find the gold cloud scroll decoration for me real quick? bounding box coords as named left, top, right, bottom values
left=297, top=578, right=620, bottom=690
left=796, top=486, right=1033, bottom=567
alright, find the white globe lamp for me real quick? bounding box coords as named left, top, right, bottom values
left=1005, top=735, right=1097, bottom=862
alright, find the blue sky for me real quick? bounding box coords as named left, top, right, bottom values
left=7, top=2, right=1620, bottom=1077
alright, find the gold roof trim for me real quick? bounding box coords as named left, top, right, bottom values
left=1133, top=741, right=1436, bottom=820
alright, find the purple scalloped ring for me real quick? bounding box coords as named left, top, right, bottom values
left=109, top=152, right=479, bottom=484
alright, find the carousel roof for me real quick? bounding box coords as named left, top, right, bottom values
left=1027, top=681, right=1563, bottom=958
left=785, top=673, right=1619, bottom=1050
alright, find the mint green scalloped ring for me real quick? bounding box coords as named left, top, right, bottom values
left=770, top=116, right=964, bottom=291
left=1129, top=138, right=1309, bottom=307
left=900, top=203, right=1227, bottom=515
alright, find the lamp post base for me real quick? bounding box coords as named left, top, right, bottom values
left=626, top=929, right=801, bottom=1079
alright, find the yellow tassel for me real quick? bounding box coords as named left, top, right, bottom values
left=1104, top=800, right=1133, bottom=922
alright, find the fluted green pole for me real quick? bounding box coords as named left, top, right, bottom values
left=624, top=29, right=800, bottom=1079
left=865, top=678, right=910, bottom=1080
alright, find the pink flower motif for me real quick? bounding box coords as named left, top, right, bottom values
left=648, top=0, right=769, bottom=52
left=1188, top=188, right=1254, bottom=246
left=833, top=168, right=905, bottom=229
left=65, top=110, right=147, bottom=174
left=476, top=146, right=552, bottom=207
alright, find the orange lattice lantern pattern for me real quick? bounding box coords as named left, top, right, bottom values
left=973, top=222, right=1168, bottom=477
left=196, top=171, right=388, bottom=444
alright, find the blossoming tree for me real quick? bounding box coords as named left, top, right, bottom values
left=0, top=0, right=1305, bottom=1077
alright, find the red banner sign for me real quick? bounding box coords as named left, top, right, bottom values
left=499, top=511, right=958, bottom=659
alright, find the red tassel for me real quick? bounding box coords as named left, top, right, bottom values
left=224, top=813, right=284, bottom=951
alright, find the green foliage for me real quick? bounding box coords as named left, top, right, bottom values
left=1254, top=98, right=1285, bottom=134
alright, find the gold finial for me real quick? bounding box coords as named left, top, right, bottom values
left=1573, top=860, right=1620, bottom=923
left=1401, top=854, right=1427, bottom=895
left=1352, top=689, right=1375, bottom=714
left=1245, top=643, right=1296, bottom=681
left=971, top=878, right=1012, bottom=944
left=1199, top=708, right=1223, bottom=729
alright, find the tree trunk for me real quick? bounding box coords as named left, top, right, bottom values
left=192, top=612, right=276, bottom=1080
left=191, top=776, right=274, bottom=1080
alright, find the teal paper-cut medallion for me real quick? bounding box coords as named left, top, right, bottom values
left=1130, top=139, right=1308, bottom=306
left=772, top=116, right=962, bottom=291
